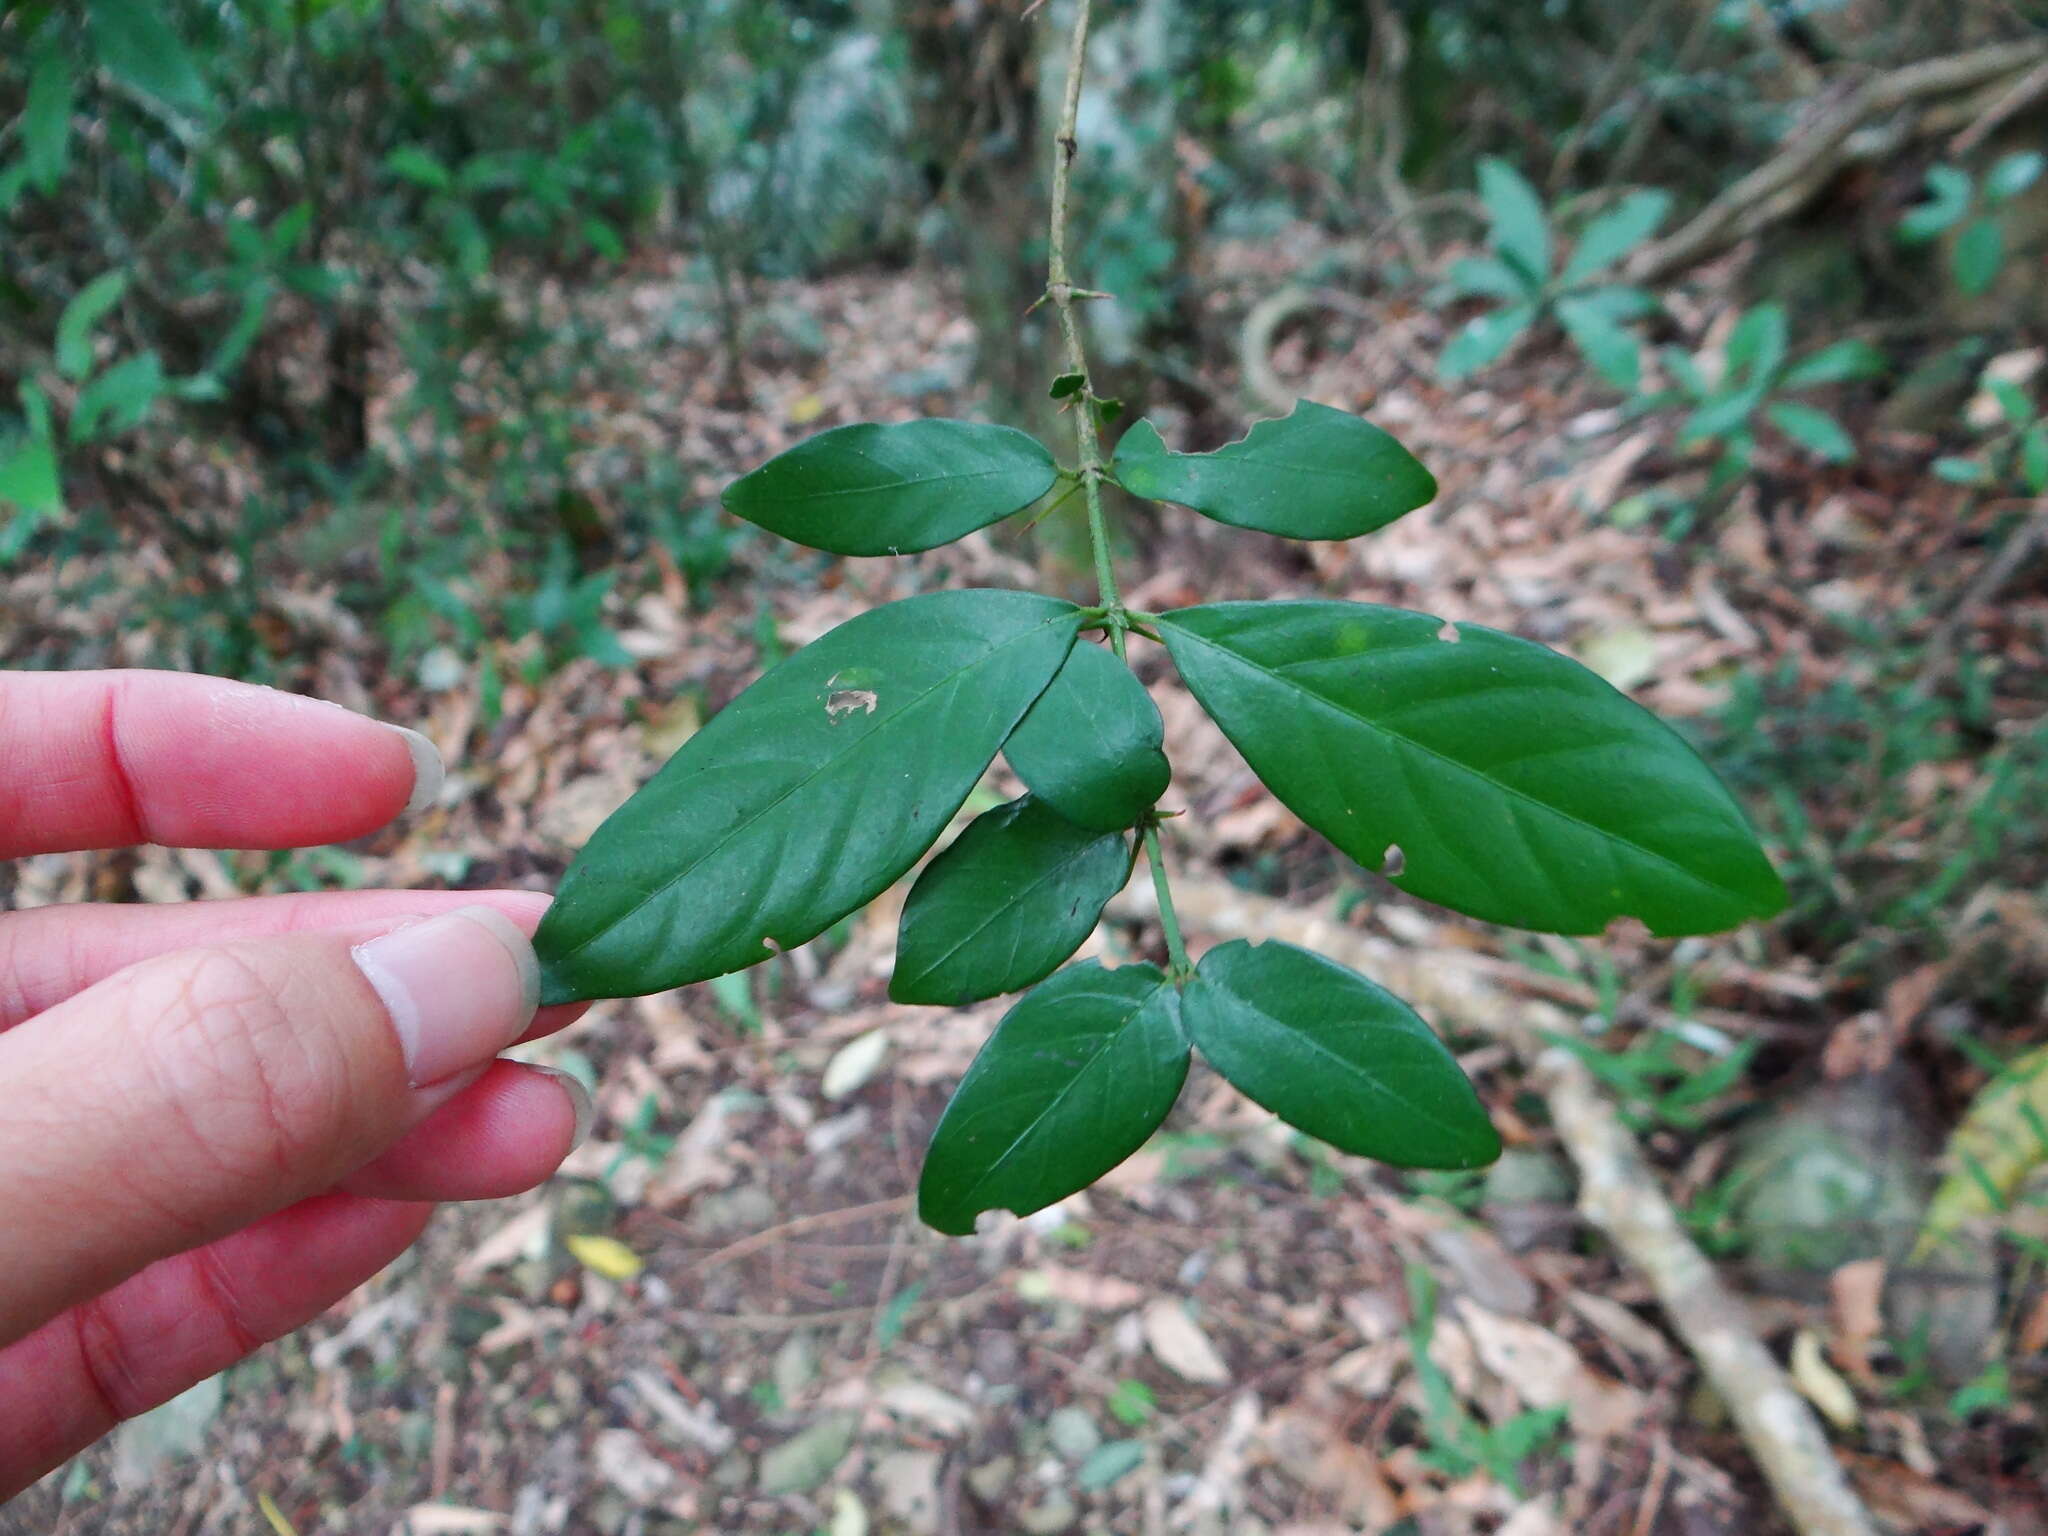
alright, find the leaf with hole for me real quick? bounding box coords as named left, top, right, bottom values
left=1005, top=639, right=1170, bottom=832
left=1113, top=401, right=1435, bottom=541
left=891, top=796, right=1131, bottom=1006
left=1157, top=601, right=1785, bottom=936
left=918, top=962, right=1187, bottom=1235
left=1185, top=940, right=1498, bottom=1168
left=723, top=418, right=1059, bottom=556
left=534, top=589, right=1081, bottom=1003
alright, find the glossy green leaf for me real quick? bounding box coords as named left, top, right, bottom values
left=1898, top=166, right=1972, bottom=243
left=1005, top=639, right=1170, bottom=832
left=891, top=796, right=1131, bottom=1007
left=1555, top=293, right=1640, bottom=390
left=1113, top=401, right=1434, bottom=542
left=918, top=962, right=1187, bottom=1235
left=723, top=418, right=1059, bottom=556
left=1780, top=338, right=1886, bottom=389
left=1984, top=150, right=2043, bottom=206
left=1157, top=601, right=1785, bottom=937
left=1559, top=190, right=1670, bottom=287
left=1953, top=218, right=2004, bottom=298
left=85, top=0, right=211, bottom=111
left=535, top=590, right=1081, bottom=1003
left=56, top=272, right=128, bottom=382
left=1185, top=940, right=1499, bottom=1169
left=1440, top=303, right=1538, bottom=380
left=1476, top=158, right=1550, bottom=285
left=1766, top=401, right=1853, bottom=462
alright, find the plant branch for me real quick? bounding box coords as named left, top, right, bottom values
left=1044, top=0, right=1190, bottom=978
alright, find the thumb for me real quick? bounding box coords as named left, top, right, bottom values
left=0, top=907, right=538, bottom=1344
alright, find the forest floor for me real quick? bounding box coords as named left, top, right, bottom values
left=5, top=229, right=2047, bottom=1536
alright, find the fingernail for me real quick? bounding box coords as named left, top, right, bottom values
left=353, top=906, right=541, bottom=1086
left=528, top=1065, right=596, bottom=1152
left=390, top=726, right=445, bottom=815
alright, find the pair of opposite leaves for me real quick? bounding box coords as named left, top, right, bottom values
left=531, top=405, right=1784, bottom=1230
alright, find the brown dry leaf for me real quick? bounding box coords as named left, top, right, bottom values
left=1261, top=1387, right=1401, bottom=1530
left=1142, top=1298, right=1233, bottom=1385
left=2019, top=1289, right=2048, bottom=1357
left=1837, top=1452, right=1992, bottom=1530
left=1454, top=1299, right=1645, bottom=1441
left=1029, top=1267, right=1147, bottom=1311
left=1564, top=1291, right=1676, bottom=1367
left=1828, top=1259, right=1886, bottom=1386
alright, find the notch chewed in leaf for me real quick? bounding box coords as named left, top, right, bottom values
left=1111, top=399, right=1436, bottom=542
left=1157, top=600, right=1786, bottom=937
left=918, top=961, right=1188, bottom=1236
left=1183, top=939, right=1499, bottom=1170
left=722, top=418, right=1059, bottom=557
left=533, top=589, right=1082, bottom=1004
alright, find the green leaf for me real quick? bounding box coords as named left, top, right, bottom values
left=2021, top=424, right=2048, bottom=496
left=1005, top=639, right=1170, bottom=832
left=1559, top=189, right=1670, bottom=287
left=1766, top=401, right=1854, bottom=462
left=1050, top=371, right=1086, bottom=399
left=1952, top=217, right=2004, bottom=297
left=1984, top=150, right=2043, bottom=206
left=1989, top=378, right=2034, bottom=429
left=1898, top=165, right=1973, bottom=243
left=385, top=145, right=454, bottom=192
left=1681, top=387, right=1763, bottom=447
left=1476, top=158, right=1550, bottom=286
left=0, top=437, right=62, bottom=517
left=1555, top=293, right=1641, bottom=390
left=1780, top=338, right=1886, bottom=389
left=918, top=962, right=1188, bottom=1235
left=891, top=796, right=1131, bottom=1007
left=69, top=351, right=163, bottom=443
left=85, top=0, right=211, bottom=111
left=1725, top=304, right=1788, bottom=386
left=1112, top=400, right=1434, bottom=542
left=1933, top=455, right=1991, bottom=486
left=1439, top=304, right=1538, bottom=380
left=534, top=590, right=1081, bottom=1003
left=1184, top=940, right=1498, bottom=1168
left=1157, top=601, right=1785, bottom=937
left=723, top=419, right=1059, bottom=556
left=1443, top=255, right=1534, bottom=302
left=56, top=271, right=128, bottom=382
left=23, top=47, right=74, bottom=195
left=1077, top=1441, right=1146, bottom=1491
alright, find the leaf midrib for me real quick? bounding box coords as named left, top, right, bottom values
left=554, top=610, right=1076, bottom=965
left=743, top=461, right=1038, bottom=506
left=1163, top=619, right=1752, bottom=906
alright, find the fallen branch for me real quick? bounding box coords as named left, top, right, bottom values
left=1109, top=876, right=1880, bottom=1536
left=1627, top=38, right=2048, bottom=285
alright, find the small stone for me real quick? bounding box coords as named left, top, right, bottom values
left=966, top=1456, right=1016, bottom=1502
left=1046, top=1406, right=1102, bottom=1463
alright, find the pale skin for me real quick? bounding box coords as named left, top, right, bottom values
left=0, top=670, right=594, bottom=1499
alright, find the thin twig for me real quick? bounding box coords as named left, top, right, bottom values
left=1042, top=0, right=1192, bottom=977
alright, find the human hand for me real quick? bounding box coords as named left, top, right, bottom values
left=0, top=671, right=593, bottom=1499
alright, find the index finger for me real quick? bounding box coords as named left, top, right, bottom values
left=0, top=670, right=440, bottom=857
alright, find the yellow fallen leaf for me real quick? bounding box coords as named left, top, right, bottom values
left=788, top=393, right=826, bottom=425
left=1790, top=1328, right=1859, bottom=1430
left=257, top=1492, right=299, bottom=1536
left=565, top=1233, right=645, bottom=1281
